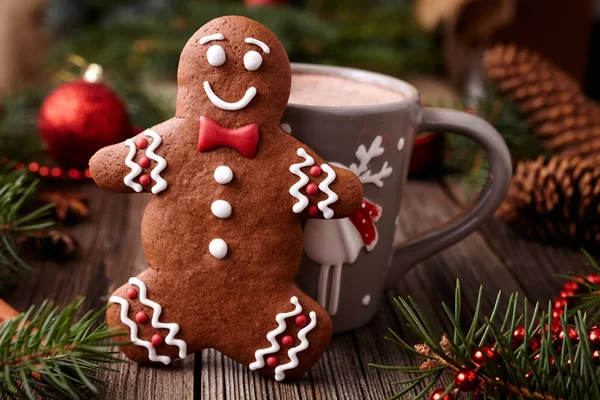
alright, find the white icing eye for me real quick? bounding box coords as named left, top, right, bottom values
left=244, top=50, right=263, bottom=71
left=207, top=45, right=226, bottom=67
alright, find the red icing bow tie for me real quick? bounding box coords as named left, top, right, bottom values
left=198, top=116, right=259, bottom=159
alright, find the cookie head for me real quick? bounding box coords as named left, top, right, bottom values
left=176, top=16, right=291, bottom=126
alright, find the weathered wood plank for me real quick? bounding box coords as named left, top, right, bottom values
left=3, top=184, right=195, bottom=400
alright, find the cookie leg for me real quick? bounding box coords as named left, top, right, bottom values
left=219, top=289, right=332, bottom=381
left=106, top=270, right=193, bottom=365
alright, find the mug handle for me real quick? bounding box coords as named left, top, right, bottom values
left=386, top=108, right=512, bottom=288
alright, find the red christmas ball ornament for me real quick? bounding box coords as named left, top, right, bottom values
left=552, top=308, right=565, bottom=321
left=557, top=327, right=579, bottom=343
left=38, top=81, right=133, bottom=168
left=453, top=368, right=478, bottom=391
left=430, top=388, right=454, bottom=400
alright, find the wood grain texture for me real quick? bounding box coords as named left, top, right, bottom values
left=5, top=180, right=592, bottom=399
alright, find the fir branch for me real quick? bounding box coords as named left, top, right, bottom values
left=373, top=253, right=600, bottom=400
left=0, top=167, right=54, bottom=274
left=0, top=298, right=125, bottom=400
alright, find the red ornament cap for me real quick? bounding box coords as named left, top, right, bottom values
left=135, top=311, right=148, bottom=324
left=295, top=315, right=307, bottom=327
left=138, top=156, right=151, bottom=168
left=453, top=367, right=478, bottom=391
left=266, top=356, right=278, bottom=367
left=135, top=138, right=148, bottom=149
left=306, top=183, right=318, bottom=195
left=309, top=166, right=322, bottom=177
left=139, top=174, right=152, bottom=186
left=151, top=334, right=163, bottom=346
left=308, top=205, right=320, bottom=217
left=281, top=335, right=294, bottom=347
left=126, top=288, right=138, bottom=300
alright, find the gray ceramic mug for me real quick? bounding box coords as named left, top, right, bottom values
left=287, top=63, right=512, bottom=334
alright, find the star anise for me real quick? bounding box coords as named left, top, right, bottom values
left=38, top=191, right=89, bottom=223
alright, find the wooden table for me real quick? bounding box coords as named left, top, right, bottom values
left=4, top=179, right=589, bottom=400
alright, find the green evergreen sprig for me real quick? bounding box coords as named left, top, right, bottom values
left=0, top=298, right=125, bottom=399
left=373, top=254, right=600, bottom=400
left=0, top=167, right=54, bottom=275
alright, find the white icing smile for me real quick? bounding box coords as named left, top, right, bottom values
left=203, top=81, right=257, bottom=111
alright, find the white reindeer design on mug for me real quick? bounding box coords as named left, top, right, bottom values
left=303, top=136, right=393, bottom=315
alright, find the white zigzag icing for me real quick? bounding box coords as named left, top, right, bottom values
left=249, top=297, right=302, bottom=370
left=109, top=296, right=172, bottom=365
left=144, top=130, right=168, bottom=194
left=317, top=164, right=338, bottom=219
left=129, top=277, right=187, bottom=359
left=123, top=139, right=143, bottom=192
left=274, top=311, right=317, bottom=381
left=289, top=148, right=314, bottom=213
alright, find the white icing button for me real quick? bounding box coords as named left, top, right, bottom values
left=214, top=166, right=233, bottom=184
left=397, top=138, right=405, bottom=151
left=280, top=123, right=292, bottom=134
left=211, top=200, right=232, bottom=219
left=209, top=239, right=228, bottom=259
left=362, top=295, right=371, bottom=306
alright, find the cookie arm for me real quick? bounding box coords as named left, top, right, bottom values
left=288, top=146, right=363, bottom=220
left=89, top=130, right=168, bottom=194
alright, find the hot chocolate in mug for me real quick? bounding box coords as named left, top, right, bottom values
left=286, top=63, right=512, bottom=334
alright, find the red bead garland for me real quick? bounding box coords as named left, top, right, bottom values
left=2, top=158, right=91, bottom=181
left=453, top=368, right=478, bottom=391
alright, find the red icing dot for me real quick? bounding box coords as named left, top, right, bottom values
left=135, top=138, right=148, bottom=149
left=139, top=174, right=151, bottom=186
left=281, top=335, right=294, bottom=347
left=309, top=166, right=322, bottom=177
left=308, top=205, right=319, bottom=217
left=295, top=315, right=307, bottom=327
left=126, top=288, right=138, bottom=300
left=151, top=334, right=163, bottom=346
left=135, top=311, right=148, bottom=324
left=306, top=183, right=318, bottom=195
left=138, top=156, right=151, bottom=168
left=266, top=356, right=279, bottom=367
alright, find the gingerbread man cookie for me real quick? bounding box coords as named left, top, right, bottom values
left=89, top=16, right=363, bottom=380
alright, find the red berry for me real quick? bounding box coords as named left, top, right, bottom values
left=563, top=281, right=580, bottom=293
left=281, top=335, right=294, bottom=347
left=307, top=205, right=319, bottom=217
left=528, top=337, right=541, bottom=353
left=295, top=315, right=307, bottom=327
left=135, top=138, right=148, bottom=149
left=589, top=329, right=600, bottom=349
left=139, top=174, right=151, bottom=186
left=552, top=297, right=569, bottom=309
left=138, top=156, right=151, bottom=168
left=151, top=334, right=163, bottom=346
left=430, top=388, right=454, bottom=400
left=309, top=166, right=322, bottom=177
left=453, top=368, right=478, bottom=391
left=552, top=309, right=565, bottom=321
left=513, top=326, right=525, bottom=344
left=266, top=356, right=278, bottom=367
left=558, top=289, right=574, bottom=298
left=126, top=288, right=138, bottom=300
left=472, top=346, right=499, bottom=367
left=305, top=183, right=318, bottom=195
left=557, top=327, right=579, bottom=343
left=588, top=274, right=600, bottom=285
left=135, top=311, right=148, bottom=324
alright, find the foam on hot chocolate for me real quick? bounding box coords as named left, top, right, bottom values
left=289, top=73, right=407, bottom=107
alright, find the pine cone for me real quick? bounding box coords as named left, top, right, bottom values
left=497, top=154, right=600, bottom=244
left=484, top=44, right=600, bottom=157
